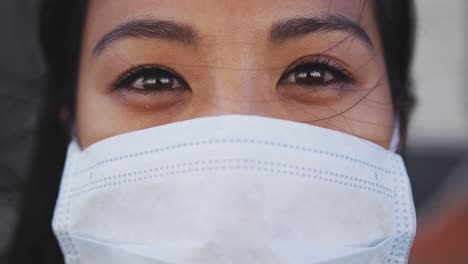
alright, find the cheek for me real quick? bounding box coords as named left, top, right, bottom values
left=75, top=85, right=182, bottom=149
left=76, top=82, right=116, bottom=149
left=328, top=79, right=394, bottom=148
left=76, top=66, right=137, bottom=149
left=76, top=84, right=394, bottom=150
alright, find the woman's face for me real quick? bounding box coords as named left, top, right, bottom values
left=77, top=0, right=393, bottom=149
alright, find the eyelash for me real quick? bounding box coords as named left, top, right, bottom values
left=112, top=57, right=353, bottom=94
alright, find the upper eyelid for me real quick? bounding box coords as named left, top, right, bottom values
left=117, top=65, right=179, bottom=80
left=284, top=55, right=350, bottom=73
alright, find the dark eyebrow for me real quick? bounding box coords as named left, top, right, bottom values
left=92, top=18, right=198, bottom=57
left=270, top=14, right=373, bottom=48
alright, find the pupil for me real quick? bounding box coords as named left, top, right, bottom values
left=143, top=75, right=173, bottom=90
left=295, top=68, right=326, bottom=85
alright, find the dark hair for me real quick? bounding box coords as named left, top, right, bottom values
left=374, top=0, right=416, bottom=146
left=7, top=1, right=416, bottom=263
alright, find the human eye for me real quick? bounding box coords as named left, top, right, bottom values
left=279, top=56, right=353, bottom=88
left=113, top=65, right=190, bottom=94
left=277, top=56, right=355, bottom=104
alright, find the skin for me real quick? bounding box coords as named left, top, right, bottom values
left=77, top=0, right=394, bottom=149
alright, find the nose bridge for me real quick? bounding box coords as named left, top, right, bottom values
left=194, top=23, right=276, bottom=116
left=197, top=65, right=274, bottom=116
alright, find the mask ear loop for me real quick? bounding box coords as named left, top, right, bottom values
left=389, top=113, right=400, bottom=153
left=69, top=119, right=78, bottom=138
left=69, top=119, right=83, bottom=150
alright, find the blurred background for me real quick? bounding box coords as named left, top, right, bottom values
left=406, top=0, right=468, bottom=263
left=0, top=0, right=467, bottom=263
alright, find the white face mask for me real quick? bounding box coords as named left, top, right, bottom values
left=52, top=115, right=416, bottom=264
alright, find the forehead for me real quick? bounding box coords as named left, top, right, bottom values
left=84, top=0, right=376, bottom=42
left=87, top=0, right=369, bottom=16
